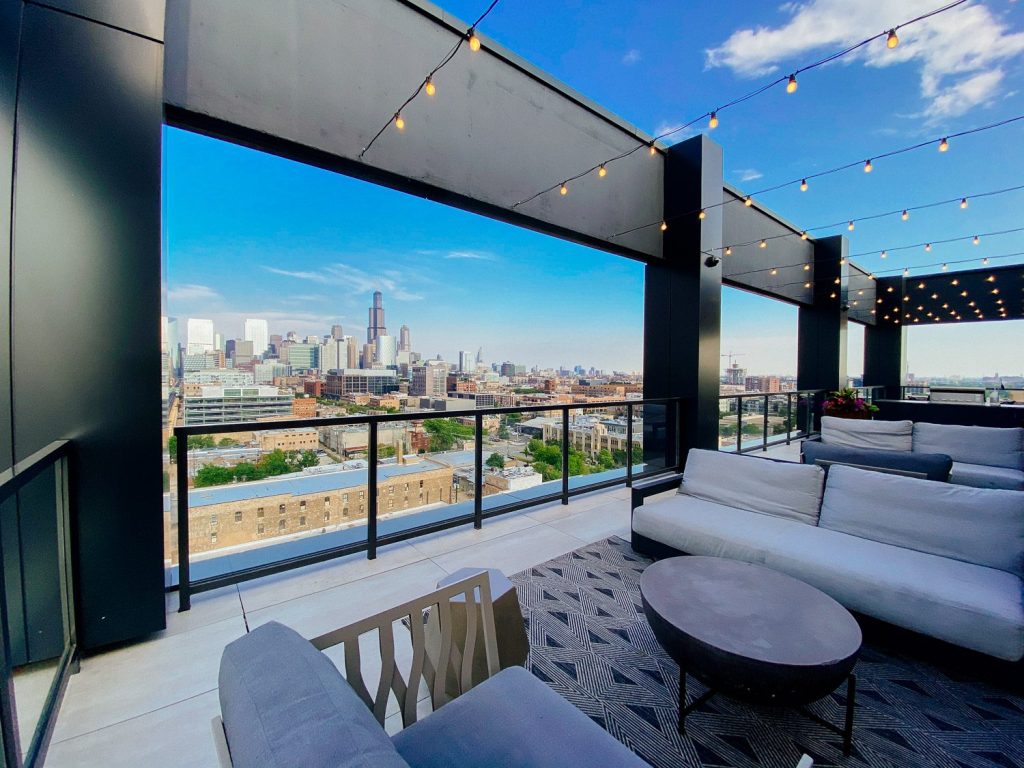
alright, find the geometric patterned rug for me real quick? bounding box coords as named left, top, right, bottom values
left=511, top=537, right=1024, bottom=768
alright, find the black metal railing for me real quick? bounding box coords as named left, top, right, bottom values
left=0, top=441, right=77, bottom=768
left=717, top=389, right=825, bottom=454
left=173, top=398, right=683, bottom=610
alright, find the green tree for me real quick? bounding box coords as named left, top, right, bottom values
left=187, top=434, right=216, bottom=449
left=424, top=419, right=475, bottom=452
left=567, top=452, right=589, bottom=477
left=742, top=423, right=763, bottom=436
left=497, top=425, right=510, bottom=440
left=296, top=449, right=319, bottom=469
left=233, top=461, right=263, bottom=483
left=193, top=465, right=235, bottom=488
left=596, top=448, right=615, bottom=470
left=486, top=453, right=505, bottom=469
left=167, top=435, right=177, bottom=459
left=532, top=461, right=560, bottom=482
left=378, top=445, right=396, bottom=459
left=217, top=437, right=239, bottom=448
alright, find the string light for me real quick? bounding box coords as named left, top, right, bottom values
left=864, top=159, right=873, bottom=173
left=649, top=144, right=657, bottom=156
left=973, top=235, right=980, bottom=245
left=660, top=221, right=668, bottom=232
left=801, top=231, right=809, bottom=240
left=598, top=165, right=607, bottom=178
left=424, top=78, right=436, bottom=97
left=941, top=262, right=947, bottom=270
left=887, top=29, right=899, bottom=48
left=848, top=221, right=855, bottom=231
left=745, top=196, right=754, bottom=207
left=760, top=239, right=768, bottom=248
left=770, top=268, right=778, bottom=275
left=904, top=268, right=910, bottom=276
left=925, top=243, right=932, bottom=252
left=800, top=179, right=808, bottom=192
left=803, top=264, right=811, bottom=271
left=698, top=209, right=706, bottom=220
left=395, top=115, right=405, bottom=130
left=960, top=197, right=968, bottom=209
left=559, top=183, right=568, bottom=196
left=725, top=246, right=732, bottom=255
left=468, top=29, right=482, bottom=52
left=708, top=112, right=719, bottom=130
left=939, top=137, right=949, bottom=152
left=881, top=250, right=888, bottom=258
left=982, top=257, right=989, bottom=265
left=902, top=210, right=909, bottom=221
left=787, top=74, right=799, bottom=94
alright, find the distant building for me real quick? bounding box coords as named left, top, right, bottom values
left=330, top=324, right=344, bottom=340
left=291, top=395, right=317, bottom=418
left=244, top=318, right=269, bottom=357
left=252, top=427, right=319, bottom=453
left=484, top=466, right=542, bottom=494
left=254, top=362, right=291, bottom=384
left=286, top=343, right=320, bottom=372
left=410, top=361, right=447, bottom=397
left=542, top=415, right=642, bottom=458
left=724, top=363, right=747, bottom=386
left=744, top=375, right=780, bottom=393
left=375, top=335, right=398, bottom=367
left=183, top=385, right=293, bottom=425
left=459, top=350, right=476, bottom=373
left=324, top=369, right=398, bottom=398
left=399, top=324, right=411, bottom=352
left=184, top=369, right=255, bottom=387
left=367, top=290, right=387, bottom=343
left=346, top=337, right=359, bottom=369
left=186, top=318, right=215, bottom=355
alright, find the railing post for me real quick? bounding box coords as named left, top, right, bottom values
left=736, top=396, right=743, bottom=454
left=561, top=408, right=570, bottom=505
left=625, top=403, right=633, bottom=487
left=762, top=395, right=769, bottom=452
left=786, top=392, right=793, bottom=445
left=473, top=412, right=483, bottom=529
left=367, top=421, right=378, bottom=560
left=176, top=430, right=191, bottom=612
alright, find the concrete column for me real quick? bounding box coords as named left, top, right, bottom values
left=644, top=135, right=724, bottom=465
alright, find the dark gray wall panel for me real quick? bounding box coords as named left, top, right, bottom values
left=164, top=0, right=662, bottom=259
left=12, top=5, right=165, bottom=648
left=0, top=0, right=20, bottom=474
left=33, top=0, right=164, bottom=41
left=722, top=188, right=814, bottom=305
left=798, top=236, right=846, bottom=392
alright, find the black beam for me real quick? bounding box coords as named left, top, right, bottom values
left=864, top=276, right=906, bottom=398
left=798, top=235, right=847, bottom=393
left=645, top=134, right=723, bottom=458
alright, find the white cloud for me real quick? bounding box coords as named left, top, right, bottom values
left=261, top=263, right=423, bottom=301
left=652, top=121, right=696, bottom=145
left=735, top=168, right=764, bottom=182
left=168, top=283, right=221, bottom=302
left=622, top=49, right=642, bottom=65
left=705, top=1, right=1024, bottom=122
left=443, top=251, right=497, bottom=261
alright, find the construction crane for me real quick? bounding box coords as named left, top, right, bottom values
left=721, top=351, right=745, bottom=368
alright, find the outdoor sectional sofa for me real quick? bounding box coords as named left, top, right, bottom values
left=801, top=416, right=1024, bottom=490
left=631, top=448, right=1024, bottom=661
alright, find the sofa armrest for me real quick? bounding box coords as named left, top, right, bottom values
left=631, top=473, right=683, bottom=513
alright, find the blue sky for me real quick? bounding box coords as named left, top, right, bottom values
left=165, top=0, right=1024, bottom=377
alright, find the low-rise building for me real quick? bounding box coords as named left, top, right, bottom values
left=484, top=466, right=542, bottom=494
left=325, top=369, right=399, bottom=398
left=252, top=427, right=319, bottom=453
left=292, top=395, right=317, bottom=418
left=183, top=385, right=294, bottom=425
left=542, top=415, right=642, bottom=458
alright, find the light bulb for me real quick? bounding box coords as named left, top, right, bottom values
left=800, top=231, right=808, bottom=240
left=901, top=210, right=909, bottom=221
left=559, top=183, right=568, bottom=196
left=880, top=250, right=887, bottom=258
left=973, top=235, right=980, bottom=245
left=395, top=115, right=405, bottom=130
left=698, top=209, right=706, bottom=220
left=770, top=268, right=778, bottom=275
left=951, top=279, right=959, bottom=285
left=804, top=282, right=811, bottom=288
left=887, top=29, right=899, bottom=49
left=649, top=144, right=657, bottom=156
left=904, top=268, right=911, bottom=276
left=759, top=239, right=767, bottom=249
left=786, top=74, right=798, bottom=94
left=864, top=159, right=873, bottom=173
left=596, top=165, right=607, bottom=178
left=708, top=111, right=719, bottom=129
left=468, top=31, right=481, bottom=51
left=982, top=257, right=989, bottom=265
left=917, top=282, right=924, bottom=288
left=939, top=137, right=949, bottom=152
left=803, top=264, right=811, bottom=271
left=960, top=197, right=968, bottom=209
left=925, top=243, right=932, bottom=252
left=840, top=258, right=846, bottom=265
left=725, top=246, right=732, bottom=255
left=800, top=179, right=808, bottom=192
left=848, top=221, right=855, bottom=231
left=744, top=196, right=753, bottom=207
left=660, top=221, right=667, bottom=232
left=425, top=78, right=436, bottom=97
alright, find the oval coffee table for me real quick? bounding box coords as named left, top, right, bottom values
left=641, top=556, right=862, bottom=755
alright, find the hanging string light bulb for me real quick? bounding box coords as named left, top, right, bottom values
left=759, top=239, right=768, bottom=248
left=708, top=111, right=719, bottom=129
left=598, top=165, right=607, bottom=178
left=939, top=137, right=949, bottom=152
left=864, top=159, right=874, bottom=173
left=960, top=197, right=968, bottom=209
left=800, top=231, right=809, bottom=240
left=698, top=209, right=707, bottom=220
left=468, top=29, right=482, bottom=51
left=660, top=221, right=667, bottom=231
left=649, top=143, right=657, bottom=156
left=973, top=235, right=980, bottom=245
left=881, top=250, right=888, bottom=258
left=887, top=29, right=899, bottom=48
left=559, top=183, right=568, bottom=196
left=848, top=221, right=855, bottom=231
left=395, top=114, right=406, bottom=131
left=925, top=243, right=932, bottom=252
left=902, top=210, right=909, bottom=221
left=744, top=196, right=753, bottom=207
left=424, top=77, right=436, bottom=97
left=800, top=179, right=808, bottom=192
left=786, top=74, right=799, bottom=94
left=725, top=246, right=732, bottom=255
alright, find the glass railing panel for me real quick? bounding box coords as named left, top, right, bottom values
left=636, top=401, right=674, bottom=475
left=562, top=404, right=636, bottom=492
left=477, top=410, right=561, bottom=511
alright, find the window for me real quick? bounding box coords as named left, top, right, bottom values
left=211, top=533, right=218, bottom=544
left=257, top=523, right=264, bottom=535
left=210, top=515, right=218, bottom=526
left=300, top=501, right=306, bottom=510
left=324, top=496, right=331, bottom=506
left=279, top=504, right=286, bottom=514
left=278, top=519, right=286, bottom=531
left=324, top=511, right=330, bottom=522
left=389, top=487, right=394, bottom=495
left=388, top=499, right=393, bottom=509
left=404, top=483, right=409, bottom=491
left=343, top=493, right=349, bottom=503
left=359, top=491, right=364, bottom=500
left=343, top=507, right=348, bottom=516
left=257, top=507, right=264, bottom=518
left=234, top=510, right=242, bottom=523
left=419, top=480, right=424, bottom=488
left=299, top=515, right=306, bottom=526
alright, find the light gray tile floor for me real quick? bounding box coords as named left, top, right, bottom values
left=47, top=486, right=633, bottom=767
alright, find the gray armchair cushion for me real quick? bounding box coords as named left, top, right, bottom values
left=821, top=416, right=913, bottom=451
left=912, top=422, right=1024, bottom=470
left=218, top=621, right=409, bottom=768
left=801, top=440, right=952, bottom=481
left=820, top=465, right=1024, bottom=577
left=951, top=462, right=1024, bottom=491
left=392, top=666, right=649, bottom=768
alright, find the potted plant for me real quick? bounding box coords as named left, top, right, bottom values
left=823, top=388, right=879, bottom=419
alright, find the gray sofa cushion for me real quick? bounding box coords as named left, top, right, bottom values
left=820, top=465, right=1024, bottom=577
left=632, top=494, right=796, bottom=564
left=219, top=621, right=410, bottom=768
left=680, top=448, right=825, bottom=526
left=392, top=666, right=648, bottom=768
left=912, top=422, right=1024, bottom=470
left=801, top=440, right=952, bottom=481
left=821, top=416, right=913, bottom=451
left=764, top=522, right=1024, bottom=662
left=951, top=461, right=1024, bottom=491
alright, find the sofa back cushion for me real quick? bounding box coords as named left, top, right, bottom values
left=681, top=448, right=825, bottom=526
left=820, top=465, right=1024, bottom=576
left=821, top=416, right=913, bottom=452
left=912, top=422, right=1024, bottom=470
left=219, top=621, right=410, bottom=768
left=801, top=440, right=952, bottom=481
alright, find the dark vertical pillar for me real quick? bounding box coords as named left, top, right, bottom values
left=798, top=235, right=847, bottom=392
left=0, top=0, right=19, bottom=475
left=11, top=4, right=165, bottom=649
left=644, top=135, right=723, bottom=462
left=864, top=276, right=906, bottom=399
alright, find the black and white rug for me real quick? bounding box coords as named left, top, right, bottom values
left=510, top=536, right=1024, bottom=768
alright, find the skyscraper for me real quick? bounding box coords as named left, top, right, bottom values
left=244, top=318, right=269, bottom=357
left=459, top=350, right=476, bottom=373
left=375, top=335, right=398, bottom=367
left=330, top=324, right=344, bottom=340
left=367, top=290, right=387, bottom=343
left=399, top=324, right=411, bottom=352
left=186, top=318, right=215, bottom=354
left=346, top=337, right=359, bottom=369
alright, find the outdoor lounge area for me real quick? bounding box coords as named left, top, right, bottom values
left=1, top=1, right=1023, bottom=767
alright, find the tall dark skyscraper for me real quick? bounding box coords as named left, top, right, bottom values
left=399, top=324, right=411, bottom=352
left=367, top=290, right=387, bottom=343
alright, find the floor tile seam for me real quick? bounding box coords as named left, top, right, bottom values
left=50, top=687, right=219, bottom=746
left=407, top=516, right=545, bottom=560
